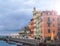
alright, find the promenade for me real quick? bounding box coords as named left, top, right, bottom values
left=5, top=38, right=40, bottom=46
left=4, top=38, right=60, bottom=46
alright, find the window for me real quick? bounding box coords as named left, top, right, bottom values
left=58, top=17, right=60, bottom=20
left=30, top=31, right=33, bottom=34
left=58, top=28, right=60, bottom=31
left=48, top=12, right=50, bottom=15
left=53, top=18, right=55, bottom=21
left=46, top=12, right=51, bottom=15
left=34, top=26, right=36, bottom=28
left=32, top=27, right=34, bottom=29
left=48, top=23, right=50, bottom=27
left=31, top=22, right=34, bottom=25
left=41, top=31, right=42, bottom=33
left=53, top=24, right=55, bottom=27
left=31, top=19, right=34, bottom=21
left=48, top=17, right=50, bottom=23
left=53, top=31, right=55, bottom=33
left=47, top=17, right=50, bottom=27
left=48, top=29, right=50, bottom=33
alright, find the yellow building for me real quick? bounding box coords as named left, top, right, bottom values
left=29, top=8, right=42, bottom=38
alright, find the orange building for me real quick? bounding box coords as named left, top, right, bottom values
left=41, top=11, right=58, bottom=40
left=29, top=8, right=58, bottom=40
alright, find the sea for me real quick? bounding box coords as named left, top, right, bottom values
left=0, top=40, right=29, bottom=46
left=0, top=40, right=16, bottom=46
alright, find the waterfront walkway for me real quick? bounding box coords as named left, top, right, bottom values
left=4, top=38, right=60, bottom=46
left=5, top=38, right=40, bottom=46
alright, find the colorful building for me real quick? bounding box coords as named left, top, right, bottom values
left=29, top=8, right=58, bottom=40
left=29, top=19, right=34, bottom=38
left=41, top=11, right=58, bottom=40
left=29, top=8, right=41, bottom=38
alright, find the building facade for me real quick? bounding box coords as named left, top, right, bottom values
left=41, top=11, right=58, bottom=40
left=29, top=8, right=58, bottom=40
left=19, top=26, right=30, bottom=38
left=29, top=19, right=34, bottom=38
left=29, top=8, right=41, bottom=38
left=57, top=16, right=60, bottom=39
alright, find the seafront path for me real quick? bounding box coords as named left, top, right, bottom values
left=2, top=37, right=60, bottom=46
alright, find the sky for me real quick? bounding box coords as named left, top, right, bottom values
left=0, top=0, right=60, bottom=35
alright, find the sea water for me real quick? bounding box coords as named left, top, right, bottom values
left=0, top=40, right=16, bottom=46
left=0, top=40, right=29, bottom=46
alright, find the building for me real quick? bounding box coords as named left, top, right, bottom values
left=10, top=33, right=19, bottom=38
left=29, top=19, right=34, bottom=38
left=57, top=16, right=60, bottom=39
left=19, top=26, right=30, bottom=38
left=29, top=8, right=41, bottom=38
left=41, top=11, right=58, bottom=40
left=29, top=8, right=58, bottom=40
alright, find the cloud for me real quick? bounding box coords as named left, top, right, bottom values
left=0, top=0, right=60, bottom=35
